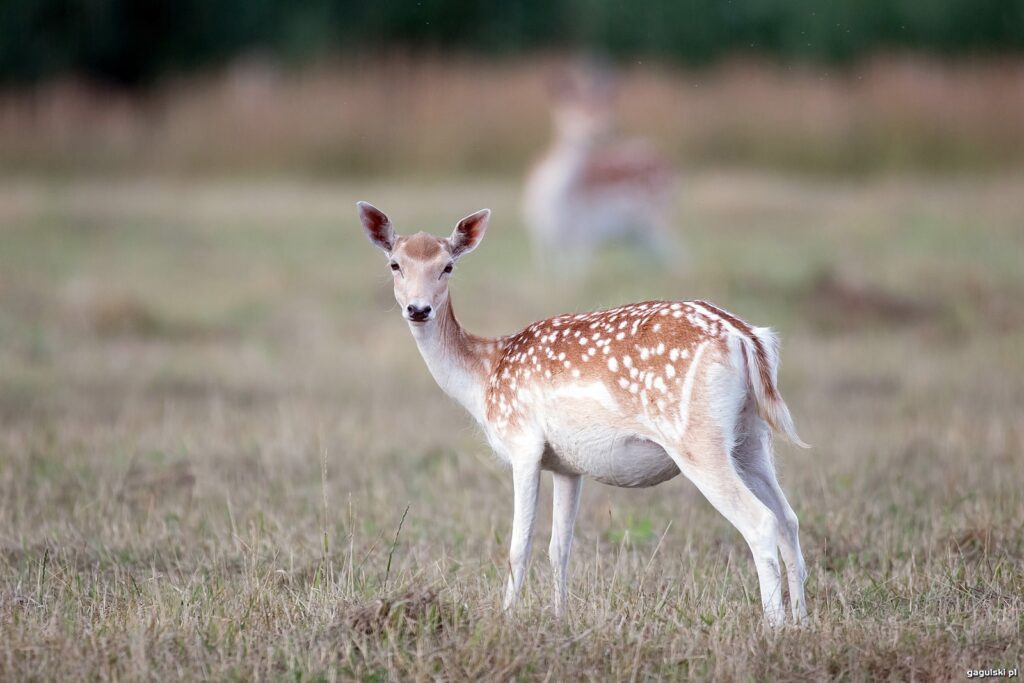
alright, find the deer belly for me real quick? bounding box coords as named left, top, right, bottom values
left=542, top=429, right=680, bottom=489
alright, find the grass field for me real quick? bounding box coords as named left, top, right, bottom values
left=1, top=172, right=1022, bottom=680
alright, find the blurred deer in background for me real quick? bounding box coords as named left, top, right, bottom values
left=523, top=65, right=681, bottom=275
left=358, top=202, right=808, bottom=625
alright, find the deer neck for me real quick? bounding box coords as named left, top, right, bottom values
left=408, top=294, right=500, bottom=424
left=530, top=133, right=594, bottom=202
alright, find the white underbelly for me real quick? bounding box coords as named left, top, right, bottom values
left=541, top=427, right=680, bottom=488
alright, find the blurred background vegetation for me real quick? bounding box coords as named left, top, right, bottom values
left=0, top=1, right=1022, bottom=176
left=2, top=0, right=1022, bottom=86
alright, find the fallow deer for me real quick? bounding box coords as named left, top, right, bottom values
left=358, top=202, right=808, bottom=624
left=522, top=69, right=678, bottom=274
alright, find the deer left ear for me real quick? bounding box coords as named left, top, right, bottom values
left=448, top=209, right=490, bottom=259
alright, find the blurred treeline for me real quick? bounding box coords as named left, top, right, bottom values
left=2, top=0, right=1022, bottom=87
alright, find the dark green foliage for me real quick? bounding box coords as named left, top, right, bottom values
left=1, top=0, right=1022, bottom=86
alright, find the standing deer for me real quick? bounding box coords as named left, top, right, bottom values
left=357, top=202, right=808, bottom=624
left=522, top=69, right=678, bottom=274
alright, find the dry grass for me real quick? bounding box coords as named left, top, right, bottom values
left=2, top=57, right=1024, bottom=176
left=1, top=172, right=1023, bottom=680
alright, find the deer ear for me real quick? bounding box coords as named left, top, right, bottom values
left=357, top=201, right=395, bottom=253
left=448, top=209, right=490, bottom=259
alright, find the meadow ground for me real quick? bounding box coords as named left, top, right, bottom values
left=0, top=172, right=1022, bottom=681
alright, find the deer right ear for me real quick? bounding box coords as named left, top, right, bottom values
left=448, top=209, right=490, bottom=259
left=357, top=201, right=395, bottom=253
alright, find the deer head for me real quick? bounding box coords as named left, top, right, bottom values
left=357, top=202, right=490, bottom=324
left=549, top=64, right=616, bottom=144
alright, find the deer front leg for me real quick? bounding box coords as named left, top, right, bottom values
left=549, top=472, right=582, bottom=618
left=502, top=459, right=541, bottom=611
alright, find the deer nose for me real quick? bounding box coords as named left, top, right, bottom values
left=406, top=303, right=432, bottom=322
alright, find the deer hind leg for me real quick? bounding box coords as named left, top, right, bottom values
left=665, top=437, right=786, bottom=625
left=732, top=413, right=808, bottom=622
left=661, top=366, right=785, bottom=624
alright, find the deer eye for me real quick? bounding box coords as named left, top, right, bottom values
left=390, top=262, right=400, bottom=272
left=442, top=263, right=453, bottom=274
